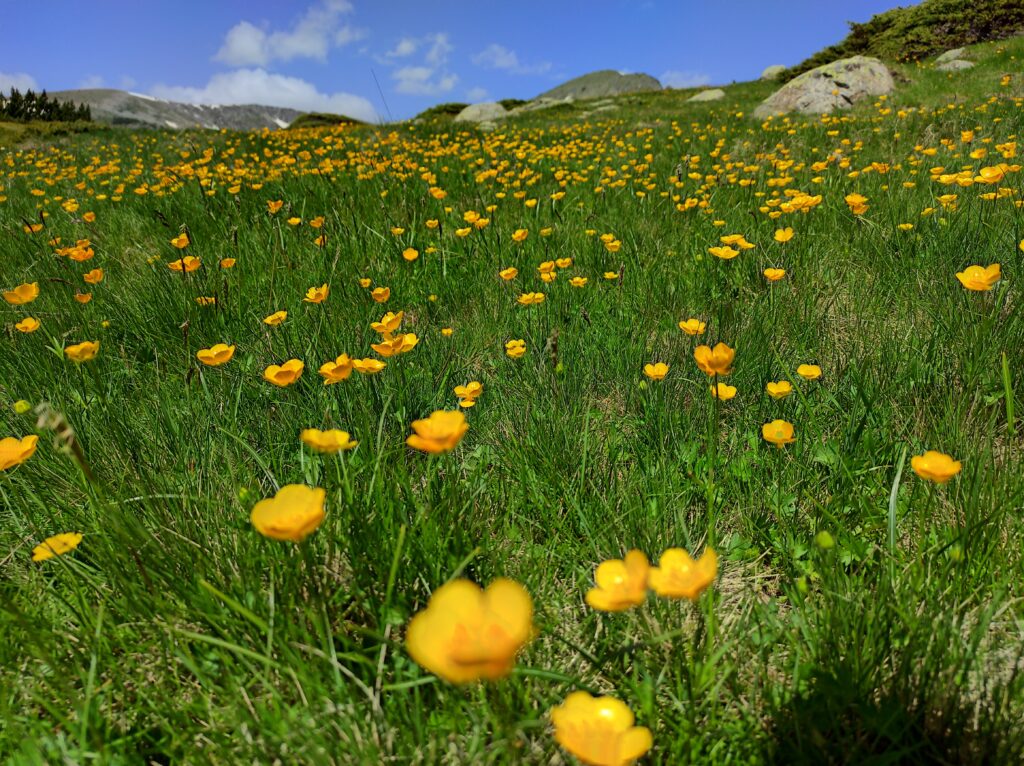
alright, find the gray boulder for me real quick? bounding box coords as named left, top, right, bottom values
left=454, top=102, right=508, bottom=123
left=509, top=97, right=574, bottom=116
left=935, top=47, right=967, bottom=65
left=687, top=89, right=725, bottom=102
left=753, top=56, right=894, bottom=119
left=761, top=65, right=786, bottom=81
left=937, top=59, right=975, bottom=72
left=538, top=70, right=661, bottom=101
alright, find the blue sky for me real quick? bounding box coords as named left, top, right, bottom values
left=0, top=0, right=904, bottom=121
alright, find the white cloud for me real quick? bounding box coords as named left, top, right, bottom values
left=472, top=44, right=550, bottom=75
left=215, top=0, right=358, bottom=67
left=79, top=75, right=105, bottom=89
left=150, top=69, right=377, bottom=122
left=465, top=86, right=488, bottom=102
left=386, top=33, right=457, bottom=96
left=0, top=72, right=38, bottom=93
left=660, top=70, right=711, bottom=89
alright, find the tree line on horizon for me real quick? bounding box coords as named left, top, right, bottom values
left=0, top=88, right=91, bottom=123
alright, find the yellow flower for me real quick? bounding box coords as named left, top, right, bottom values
left=13, top=400, right=31, bottom=414
left=74, top=292, right=92, bottom=304
left=168, top=256, right=201, bottom=273
left=4, top=282, right=39, bottom=305
left=708, top=245, right=739, bottom=260
left=309, top=216, right=325, bottom=229
left=710, top=382, right=737, bottom=400
left=774, top=227, right=794, bottom=243
left=570, top=276, right=588, bottom=287
left=499, top=267, right=518, bottom=280
left=603, top=271, right=620, bottom=280
left=643, top=363, right=669, bottom=381
left=604, top=239, right=622, bottom=253
left=585, top=550, right=650, bottom=612
left=170, top=232, right=190, bottom=249
left=555, top=257, right=572, bottom=268
left=371, top=287, right=391, bottom=303
left=505, top=339, right=526, bottom=358
left=406, top=578, right=533, bottom=683
left=511, top=228, right=528, bottom=243
left=517, top=292, right=546, bottom=306
left=304, top=283, right=329, bottom=304
left=454, top=381, right=483, bottom=404
left=287, top=217, right=302, bottom=226
left=538, top=261, right=555, bottom=274
left=319, top=354, right=354, bottom=384
left=263, top=359, right=304, bottom=386
left=370, top=311, right=404, bottom=335
left=763, top=268, right=786, bottom=282
left=197, top=344, right=235, bottom=366
left=220, top=257, right=237, bottom=269
left=762, top=419, right=795, bottom=448
left=0, top=434, right=39, bottom=471
left=406, top=410, right=469, bottom=454
left=402, top=247, right=419, bottom=262
left=428, top=187, right=446, bottom=200
left=391, top=227, right=405, bottom=236
left=955, top=264, right=1001, bottom=291
left=455, top=227, right=472, bottom=238
left=15, top=317, right=40, bottom=333
left=65, top=341, right=99, bottom=363
left=796, top=364, right=821, bottom=380
left=649, top=547, right=717, bottom=600
left=551, top=691, right=653, bottom=766
left=352, top=357, right=387, bottom=375
left=250, top=485, right=325, bottom=542
left=678, top=318, right=706, bottom=336
left=540, top=271, right=557, bottom=283
left=845, top=193, right=869, bottom=215
left=301, top=428, right=358, bottom=453
left=83, top=268, right=104, bottom=284
left=371, top=333, right=419, bottom=357
left=911, top=450, right=961, bottom=484
left=267, top=199, right=284, bottom=214
left=31, top=532, right=83, bottom=562
left=441, top=327, right=454, bottom=337
left=263, top=310, right=287, bottom=326
left=426, top=218, right=440, bottom=229
left=196, top=296, right=216, bottom=306
left=694, top=343, right=734, bottom=377
left=359, top=277, right=372, bottom=288
left=766, top=380, right=793, bottom=399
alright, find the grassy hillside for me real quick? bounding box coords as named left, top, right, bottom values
left=1, top=34, right=1023, bottom=766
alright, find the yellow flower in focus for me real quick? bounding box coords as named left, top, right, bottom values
left=551, top=691, right=653, bottom=766
left=955, top=264, right=1000, bottom=291
left=319, top=354, right=353, bottom=384
left=65, top=341, right=99, bottom=363
left=678, top=318, right=706, bottom=335
left=570, top=276, right=588, bottom=287
left=263, top=359, right=304, bottom=386
left=774, top=228, right=794, bottom=243
left=710, top=382, right=737, bottom=400
left=13, top=400, right=31, bottom=414
left=371, top=311, right=404, bottom=336
left=287, top=216, right=301, bottom=226
left=196, top=344, right=235, bottom=366
left=406, top=410, right=468, bottom=454
left=267, top=200, right=283, bottom=214
left=505, top=339, right=526, bottom=358
left=517, top=292, right=546, bottom=306
left=301, top=428, right=358, bottom=453
left=250, top=485, right=325, bottom=542
left=352, top=358, right=386, bottom=375
left=499, top=267, right=518, bottom=280
left=911, top=450, right=961, bottom=484
left=454, top=381, right=483, bottom=409
left=603, top=271, right=619, bottom=280
left=766, top=380, right=793, bottom=399
left=31, top=532, right=83, bottom=562
left=4, top=282, right=39, bottom=305
left=371, top=333, right=419, bottom=357
left=649, top=547, right=717, bottom=600
left=585, top=550, right=649, bottom=612
left=168, top=256, right=200, bottom=273
left=402, top=247, right=419, bottom=262
left=643, top=363, right=669, bottom=381
left=796, top=364, right=821, bottom=380
left=371, top=287, right=391, bottom=303
left=170, top=233, right=190, bottom=249
left=694, top=343, right=734, bottom=377
left=304, top=283, right=329, bottom=303
left=263, top=310, right=287, bottom=326
left=455, top=227, right=472, bottom=238
left=406, top=578, right=533, bottom=683
left=0, top=434, right=39, bottom=471
left=845, top=193, right=869, bottom=215
left=15, top=317, right=40, bottom=333
left=763, top=268, right=786, bottom=282
left=708, top=245, right=739, bottom=260
left=511, top=228, right=528, bottom=243
left=762, top=419, right=795, bottom=448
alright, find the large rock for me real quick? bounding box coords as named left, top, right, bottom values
left=508, top=97, right=574, bottom=116
left=761, top=65, right=786, bottom=81
left=687, top=89, right=725, bottom=102
left=753, top=56, right=894, bottom=119
left=935, top=47, right=967, bottom=65
left=538, top=70, right=661, bottom=101
left=454, top=102, right=508, bottom=123
left=937, top=59, right=975, bottom=72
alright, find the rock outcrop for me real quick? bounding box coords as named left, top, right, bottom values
left=454, top=102, right=508, bottom=123
left=753, top=56, right=894, bottom=119
left=760, top=65, right=787, bottom=81
left=538, top=70, right=661, bottom=101
left=687, top=89, right=725, bottom=102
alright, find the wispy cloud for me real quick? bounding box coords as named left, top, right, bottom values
left=660, top=70, right=711, bottom=89
left=385, top=33, right=457, bottom=96
left=0, top=72, right=38, bottom=92
left=471, top=44, right=551, bottom=75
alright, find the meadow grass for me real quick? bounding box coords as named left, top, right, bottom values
left=2, top=37, right=1024, bottom=765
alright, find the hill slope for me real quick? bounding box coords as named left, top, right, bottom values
left=538, top=70, right=661, bottom=101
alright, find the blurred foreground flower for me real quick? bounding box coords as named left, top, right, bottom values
left=911, top=450, right=961, bottom=484
left=551, top=691, right=653, bottom=766
left=250, top=485, right=325, bottom=542
left=65, top=341, right=99, bottom=363
left=32, top=532, right=83, bottom=562
left=301, top=429, right=358, bottom=453
left=1, top=434, right=38, bottom=471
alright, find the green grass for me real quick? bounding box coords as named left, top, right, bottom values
left=2, top=38, right=1024, bottom=765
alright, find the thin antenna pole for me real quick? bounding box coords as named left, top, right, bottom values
left=370, top=68, right=393, bottom=125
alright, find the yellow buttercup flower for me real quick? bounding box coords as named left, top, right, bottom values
left=499, top=267, right=518, bottom=280
left=762, top=419, right=795, bottom=448
left=710, top=382, right=737, bottom=400
left=196, top=344, right=235, bottom=366
left=371, top=333, right=419, bottom=357
left=505, top=339, right=526, bottom=358
left=551, top=692, right=653, bottom=766
left=694, top=343, right=734, bottom=376
left=168, top=256, right=200, bottom=273
left=319, top=354, right=354, bottom=384
left=4, top=282, right=39, bottom=305
left=300, top=429, right=358, bottom=453
left=250, top=485, right=325, bottom=542
left=796, top=364, right=821, bottom=380
left=74, top=292, right=92, bottom=304
left=766, top=380, right=793, bottom=399
left=263, top=310, right=287, bottom=326
left=267, top=199, right=283, bottom=214
left=955, top=264, right=1000, bottom=291
left=649, top=547, right=717, bottom=600
left=570, top=276, right=588, bottom=287
left=774, top=227, right=794, bottom=243
left=604, top=271, right=620, bottom=280
left=65, top=341, right=99, bottom=363
left=31, top=532, right=83, bottom=562
left=0, top=434, right=39, bottom=471
left=371, top=287, right=391, bottom=303
left=371, top=311, right=404, bottom=336
left=170, top=232, right=190, bottom=249
left=585, top=550, right=650, bottom=612
left=304, top=283, right=329, bottom=303
left=643, top=362, right=668, bottom=381
left=763, top=268, right=786, bottom=282
left=83, top=268, right=104, bottom=284
left=678, top=318, right=706, bottom=335
left=406, top=410, right=468, bottom=454
left=454, top=381, right=483, bottom=409
left=708, top=245, right=739, bottom=260
left=352, top=357, right=387, bottom=375
left=263, top=359, right=304, bottom=386
left=911, top=450, right=961, bottom=484
left=15, top=317, right=40, bottom=333
left=402, top=247, right=419, bottom=262
left=517, top=292, right=546, bottom=306
left=511, top=228, right=528, bottom=242
left=406, top=578, right=533, bottom=683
